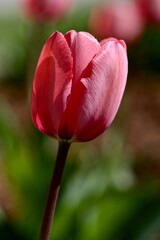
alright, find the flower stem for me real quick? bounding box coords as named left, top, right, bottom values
left=39, top=141, right=71, bottom=240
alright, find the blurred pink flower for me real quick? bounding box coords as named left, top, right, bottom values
left=89, top=1, right=145, bottom=43
left=21, top=0, right=72, bottom=22
left=137, top=0, right=160, bottom=24
left=31, top=31, right=128, bottom=142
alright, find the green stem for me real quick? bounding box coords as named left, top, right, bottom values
left=39, top=141, right=71, bottom=240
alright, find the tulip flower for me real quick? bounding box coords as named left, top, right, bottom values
left=22, top=0, right=71, bottom=22
left=89, top=1, right=145, bottom=43
left=31, top=30, right=128, bottom=240
left=31, top=30, right=128, bottom=142
left=137, top=0, right=160, bottom=24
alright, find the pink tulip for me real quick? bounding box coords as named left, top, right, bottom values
left=21, top=0, right=71, bottom=22
left=31, top=31, right=128, bottom=142
left=137, top=0, right=160, bottom=24
left=89, top=1, right=145, bottom=43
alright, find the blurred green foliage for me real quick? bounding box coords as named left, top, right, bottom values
left=0, top=4, right=160, bottom=240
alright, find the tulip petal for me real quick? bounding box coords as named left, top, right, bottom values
left=31, top=32, right=73, bottom=138
left=65, top=31, right=100, bottom=84
left=57, top=31, right=100, bottom=139
left=74, top=39, right=128, bottom=141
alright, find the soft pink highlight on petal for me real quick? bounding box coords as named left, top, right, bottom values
left=100, top=37, right=118, bottom=46
left=118, top=40, right=127, bottom=50
left=74, top=40, right=128, bottom=141
left=101, top=38, right=127, bottom=50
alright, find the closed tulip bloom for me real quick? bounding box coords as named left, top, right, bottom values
left=22, top=0, right=71, bottom=22
left=89, top=1, right=144, bottom=43
left=31, top=31, right=128, bottom=142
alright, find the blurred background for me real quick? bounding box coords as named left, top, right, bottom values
left=0, top=0, right=160, bottom=239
